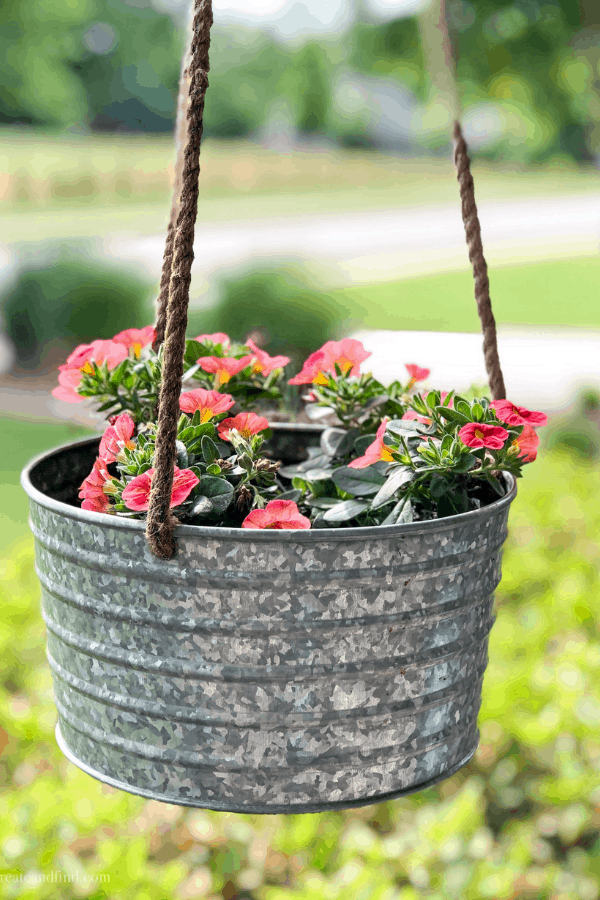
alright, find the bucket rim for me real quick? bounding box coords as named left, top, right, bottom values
left=21, top=434, right=517, bottom=543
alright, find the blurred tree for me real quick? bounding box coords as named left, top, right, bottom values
left=295, top=42, right=332, bottom=136
left=0, top=0, right=92, bottom=127
left=0, top=0, right=181, bottom=132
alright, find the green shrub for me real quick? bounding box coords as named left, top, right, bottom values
left=189, top=265, right=351, bottom=369
left=1, top=245, right=154, bottom=369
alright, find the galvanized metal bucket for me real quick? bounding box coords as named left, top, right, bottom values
left=22, top=427, right=516, bottom=813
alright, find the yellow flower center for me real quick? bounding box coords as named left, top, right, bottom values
left=253, top=361, right=265, bottom=374
left=217, top=370, right=231, bottom=384
left=81, top=362, right=94, bottom=375
left=132, top=341, right=143, bottom=358
left=200, top=409, right=214, bottom=423
left=380, top=446, right=394, bottom=462
left=338, top=356, right=353, bottom=374
left=475, top=429, right=484, bottom=439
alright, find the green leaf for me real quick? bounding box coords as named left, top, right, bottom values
left=206, top=464, right=221, bottom=476
left=452, top=452, right=477, bottom=474
left=190, top=496, right=213, bottom=518
left=472, top=402, right=484, bottom=422
left=307, top=497, right=339, bottom=509
left=277, top=489, right=302, bottom=502
left=371, top=467, right=414, bottom=510
left=320, top=427, right=359, bottom=458
left=197, top=476, right=234, bottom=513
left=331, top=466, right=386, bottom=496
left=201, top=436, right=219, bottom=465
left=387, top=419, right=427, bottom=436
left=353, top=434, right=377, bottom=455
left=304, top=467, right=335, bottom=482
left=323, top=499, right=370, bottom=523
left=175, top=441, right=188, bottom=469
left=435, top=406, right=470, bottom=425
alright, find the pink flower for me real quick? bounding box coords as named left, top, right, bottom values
left=405, top=364, right=430, bottom=387
left=179, top=388, right=235, bottom=421
left=52, top=340, right=129, bottom=404
left=67, top=340, right=128, bottom=372
left=513, top=423, right=540, bottom=462
left=217, top=412, right=269, bottom=442
left=79, top=457, right=112, bottom=513
left=113, top=326, right=155, bottom=357
left=122, top=467, right=199, bottom=512
left=289, top=339, right=371, bottom=385
left=99, top=413, right=136, bottom=463
left=191, top=332, right=230, bottom=349
left=52, top=367, right=85, bottom=403
left=246, top=339, right=290, bottom=376
left=490, top=400, right=547, bottom=427
left=242, top=500, right=311, bottom=530
left=458, top=422, right=509, bottom=450
left=197, top=355, right=253, bottom=384
left=349, top=419, right=394, bottom=468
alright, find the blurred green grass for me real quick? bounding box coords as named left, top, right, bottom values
left=0, top=417, right=92, bottom=551
left=1, top=413, right=599, bottom=899
left=333, top=257, right=600, bottom=332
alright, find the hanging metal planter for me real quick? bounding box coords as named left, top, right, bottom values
left=22, top=0, right=518, bottom=812
left=22, top=433, right=515, bottom=813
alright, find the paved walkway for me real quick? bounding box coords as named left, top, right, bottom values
left=104, top=193, right=600, bottom=290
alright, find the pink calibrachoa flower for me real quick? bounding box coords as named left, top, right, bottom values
left=179, top=388, right=235, bottom=421
left=113, top=326, right=155, bottom=357
left=513, top=423, right=540, bottom=462
left=52, top=340, right=129, bottom=403
left=52, top=367, right=87, bottom=403
left=458, top=422, right=509, bottom=450
left=490, top=399, right=548, bottom=427
left=242, top=500, right=311, bottom=530
left=246, top=339, right=290, bottom=376
left=121, top=466, right=199, bottom=512
left=217, top=412, right=269, bottom=442
left=405, top=364, right=430, bottom=388
left=197, top=355, right=254, bottom=384
left=79, top=457, right=112, bottom=513
left=349, top=419, right=394, bottom=469
left=99, top=413, right=136, bottom=463
left=191, top=332, right=230, bottom=349
left=289, top=339, right=371, bottom=385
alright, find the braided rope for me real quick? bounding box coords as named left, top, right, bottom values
left=453, top=121, right=506, bottom=400
left=146, top=0, right=213, bottom=559
left=153, top=11, right=194, bottom=352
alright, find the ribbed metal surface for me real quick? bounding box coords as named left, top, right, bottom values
left=22, top=432, right=516, bottom=813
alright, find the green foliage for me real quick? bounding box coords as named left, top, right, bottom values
left=2, top=428, right=599, bottom=897
left=1, top=247, right=153, bottom=368
left=0, top=0, right=181, bottom=132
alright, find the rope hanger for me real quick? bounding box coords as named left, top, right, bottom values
left=146, top=0, right=506, bottom=559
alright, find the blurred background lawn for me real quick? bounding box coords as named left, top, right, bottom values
left=1, top=0, right=600, bottom=897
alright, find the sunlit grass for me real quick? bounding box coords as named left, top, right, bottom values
left=330, top=256, right=600, bottom=332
